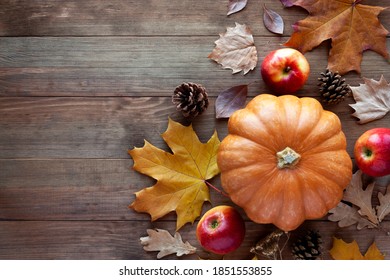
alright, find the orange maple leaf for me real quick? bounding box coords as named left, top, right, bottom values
left=330, top=237, right=385, bottom=260
left=128, top=118, right=220, bottom=230
left=281, top=0, right=389, bottom=74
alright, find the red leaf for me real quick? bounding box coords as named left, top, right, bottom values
left=263, top=4, right=284, bottom=35
left=227, top=0, right=248, bottom=16
left=215, top=85, right=248, bottom=119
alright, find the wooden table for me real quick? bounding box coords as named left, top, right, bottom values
left=0, top=0, right=389, bottom=260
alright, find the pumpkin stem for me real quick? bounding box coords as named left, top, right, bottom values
left=276, top=147, right=301, bottom=169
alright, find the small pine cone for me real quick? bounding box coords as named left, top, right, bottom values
left=172, top=82, right=209, bottom=118
left=318, top=69, right=351, bottom=105
left=291, top=230, right=322, bottom=260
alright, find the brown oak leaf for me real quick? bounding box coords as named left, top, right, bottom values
left=377, top=184, right=390, bottom=222
left=330, top=237, right=385, bottom=260
left=208, top=22, right=258, bottom=75
left=140, top=229, right=197, bottom=259
left=342, top=170, right=378, bottom=225
left=281, top=0, right=389, bottom=74
left=349, top=76, right=390, bottom=124
left=129, top=118, right=220, bottom=230
left=328, top=202, right=376, bottom=230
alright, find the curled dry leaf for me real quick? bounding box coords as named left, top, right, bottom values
left=329, top=237, right=385, bottom=260
left=227, top=0, right=248, bottom=16
left=140, top=229, right=197, bottom=259
left=377, top=184, right=390, bottom=223
left=215, top=84, right=248, bottom=119
left=349, top=76, right=390, bottom=124
left=263, top=4, right=284, bottom=35
left=208, top=22, right=258, bottom=75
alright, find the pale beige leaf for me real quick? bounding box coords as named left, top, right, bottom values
left=376, top=184, right=390, bottom=222
left=140, top=229, right=197, bottom=259
left=208, top=22, right=258, bottom=75
left=349, top=76, right=390, bottom=124
left=343, top=170, right=379, bottom=225
left=328, top=202, right=376, bottom=230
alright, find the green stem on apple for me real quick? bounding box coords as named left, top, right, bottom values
left=205, top=181, right=230, bottom=198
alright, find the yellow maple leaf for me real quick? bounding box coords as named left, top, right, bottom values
left=281, top=0, right=389, bottom=74
left=128, top=118, right=220, bottom=230
left=330, top=237, right=385, bottom=260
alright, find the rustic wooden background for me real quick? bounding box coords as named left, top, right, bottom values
left=0, top=0, right=389, bottom=260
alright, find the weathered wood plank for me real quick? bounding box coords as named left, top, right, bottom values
left=1, top=0, right=388, bottom=36
left=0, top=37, right=388, bottom=97
left=0, top=158, right=388, bottom=221
left=0, top=97, right=389, bottom=159
left=0, top=220, right=389, bottom=259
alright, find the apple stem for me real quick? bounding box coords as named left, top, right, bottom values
left=205, top=181, right=230, bottom=198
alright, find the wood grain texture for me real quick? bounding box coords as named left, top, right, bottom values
left=0, top=39, right=389, bottom=97
left=0, top=158, right=388, bottom=222
left=0, top=220, right=390, bottom=260
left=0, top=0, right=390, bottom=260
left=1, top=97, right=389, bottom=159
left=1, top=0, right=387, bottom=36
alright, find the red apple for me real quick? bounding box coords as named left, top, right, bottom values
left=196, top=205, right=245, bottom=255
left=354, top=128, right=390, bottom=177
left=260, top=48, right=310, bottom=94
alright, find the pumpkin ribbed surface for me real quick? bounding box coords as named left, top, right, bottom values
left=217, top=94, right=352, bottom=232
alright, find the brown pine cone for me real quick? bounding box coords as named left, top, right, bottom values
left=172, top=82, right=209, bottom=118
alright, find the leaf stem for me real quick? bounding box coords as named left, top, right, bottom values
left=278, top=232, right=290, bottom=260
left=205, top=181, right=230, bottom=198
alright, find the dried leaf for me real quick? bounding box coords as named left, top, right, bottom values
left=263, top=4, right=284, bottom=35
left=330, top=237, right=385, bottom=260
left=342, top=170, right=379, bottom=225
left=208, top=22, right=258, bottom=75
left=281, top=0, right=389, bottom=74
left=140, top=229, right=197, bottom=259
left=376, top=184, right=390, bottom=222
left=215, top=84, right=248, bottom=119
left=328, top=202, right=376, bottom=230
left=364, top=242, right=386, bottom=260
left=349, top=76, right=390, bottom=124
left=227, top=0, right=248, bottom=16
left=129, top=118, right=220, bottom=230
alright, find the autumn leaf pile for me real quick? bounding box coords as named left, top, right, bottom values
left=128, top=0, right=390, bottom=259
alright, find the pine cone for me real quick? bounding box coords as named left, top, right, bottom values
left=291, top=230, right=322, bottom=260
left=318, top=69, right=351, bottom=105
left=172, top=82, right=209, bottom=118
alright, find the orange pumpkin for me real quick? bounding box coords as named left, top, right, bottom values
left=217, top=94, right=352, bottom=232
